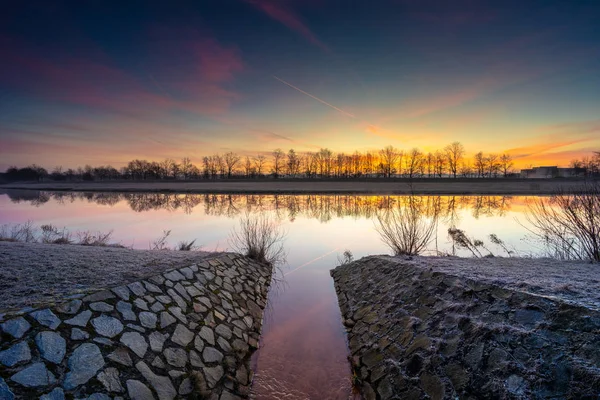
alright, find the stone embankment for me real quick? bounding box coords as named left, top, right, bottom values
left=0, top=253, right=271, bottom=399
left=332, top=256, right=600, bottom=399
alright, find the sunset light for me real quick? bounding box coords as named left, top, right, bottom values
left=1, top=2, right=600, bottom=399
left=2, top=1, right=599, bottom=171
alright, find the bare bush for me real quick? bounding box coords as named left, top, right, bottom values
left=229, top=213, right=286, bottom=266
left=0, top=221, right=37, bottom=242
left=0, top=224, right=19, bottom=242
left=337, top=249, right=354, bottom=266
left=177, top=239, right=200, bottom=251
left=150, top=230, right=172, bottom=250
left=375, top=198, right=438, bottom=256
left=77, top=230, right=115, bottom=246
left=41, top=224, right=72, bottom=244
left=525, top=183, right=600, bottom=262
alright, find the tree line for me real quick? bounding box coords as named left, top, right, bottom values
left=570, top=152, right=600, bottom=177
left=3, top=143, right=598, bottom=182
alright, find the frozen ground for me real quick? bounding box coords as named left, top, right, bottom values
left=0, top=241, right=214, bottom=311
left=384, top=255, right=600, bottom=311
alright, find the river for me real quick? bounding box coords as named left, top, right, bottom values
left=0, top=190, right=544, bottom=399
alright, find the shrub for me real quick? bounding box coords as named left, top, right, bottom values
left=229, top=213, right=286, bottom=266
left=525, top=183, right=600, bottom=262
left=375, top=198, right=438, bottom=256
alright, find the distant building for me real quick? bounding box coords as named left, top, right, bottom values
left=520, top=166, right=586, bottom=178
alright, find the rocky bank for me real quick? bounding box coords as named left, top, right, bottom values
left=332, top=255, right=600, bottom=399
left=0, top=253, right=272, bottom=399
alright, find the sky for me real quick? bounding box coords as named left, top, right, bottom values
left=1, top=0, right=599, bottom=170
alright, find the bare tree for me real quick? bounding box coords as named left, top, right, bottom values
left=244, top=156, right=254, bottom=177
left=406, top=148, right=423, bottom=178
left=170, top=161, right=180, bottom=179
left=304, top=152, right=317, bottom=177
left=444, top=142, right=465, bottom=178
left=379, top=145, right=400, bottom=178
left=364, top=152, right=375, bottom=176
left=254, top=155, right=266, bottom=177
left=474, top=151, right=485, bottom=178
left=224, top=152, right=240, bottom=178
left=215, top=154, right=226, bottom=178
left=202, top=156, right=219, bottom=179
left=286, top=149, right=300, bottom=177
left=425, top=152, right=434, bottom=178
left=352, top=151, right=362, bottom=177
left=180, top=157, right=193, bottom=180
left=272, top=149, right=284, bottom=178
left=500, top=154, right=513, bottom=177
left=460, top=161, right=474, bottom=178
left=486, top=153, right=500, bottom=178
left=316, top=148, right=333, bottom=177
left=434, top=150, right=446, bottom=177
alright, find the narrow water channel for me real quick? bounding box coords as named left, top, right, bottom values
left=250, top=251, right=354, bottom=399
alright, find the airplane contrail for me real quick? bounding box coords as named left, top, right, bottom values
left=284, top=246, right=343, bottom=277
left=273, top=75, right=356, bottom=118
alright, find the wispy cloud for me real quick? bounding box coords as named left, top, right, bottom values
left=502, top=120, right=600, bottom=163
left=273, top=76, right=355, bottom=118
left=244, top=0, right=329, bottom=51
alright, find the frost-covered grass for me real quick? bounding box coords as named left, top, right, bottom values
left=383, top=255, right=600, bottom=311
left=0, top=241, right=215, bottom=312
left=0, top=222, right=122, bottom=247
left=0, top=222, right=202, bottom=251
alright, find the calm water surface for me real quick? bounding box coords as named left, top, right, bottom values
left=0, top=190, right=542, bottom=399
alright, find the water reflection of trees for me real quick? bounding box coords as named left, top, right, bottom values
left=5, top=191, right=514, bottom=221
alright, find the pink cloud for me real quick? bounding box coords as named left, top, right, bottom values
left=245, top=0, right=329, bottom=52
left=502, top=120, right=600, bottom=165
left=0, top=34, right=245, bottom=119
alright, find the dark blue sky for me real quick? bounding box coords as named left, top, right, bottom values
left=1, top=0, right=599, bottom=168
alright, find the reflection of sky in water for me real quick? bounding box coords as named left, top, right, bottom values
left=0, top=191, right=540, bottom=259
left=0, top=191, right=544, bottom=398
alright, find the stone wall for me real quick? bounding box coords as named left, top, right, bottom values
left=331, top=256, right=600, bottom=399
left=0, top=253, right=272, bottom=400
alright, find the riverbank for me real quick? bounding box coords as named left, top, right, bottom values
left=1, top=178, right=592, bottom=195
left=0, top=242, right=217, bottom=312
left=0, top=242, right=272, bottom=399
left=331, top=255, right=600, bottom=399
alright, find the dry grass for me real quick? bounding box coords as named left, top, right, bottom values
left=150, top=230, right=172, bottom=250
left=0, top=222, right=121, bottom=247
left=77, top=230, right=115, bottom=246
left=337, top=249, right=354, bottom=266
left=177, top=239, right=200, bottom=251
left=40, top=224, right=73, bottom=244
left=0, top=221, right=36, bottom=242
left=1, top=222, right=128, bottom=248
left=0, top=222, right=202, bottom=252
